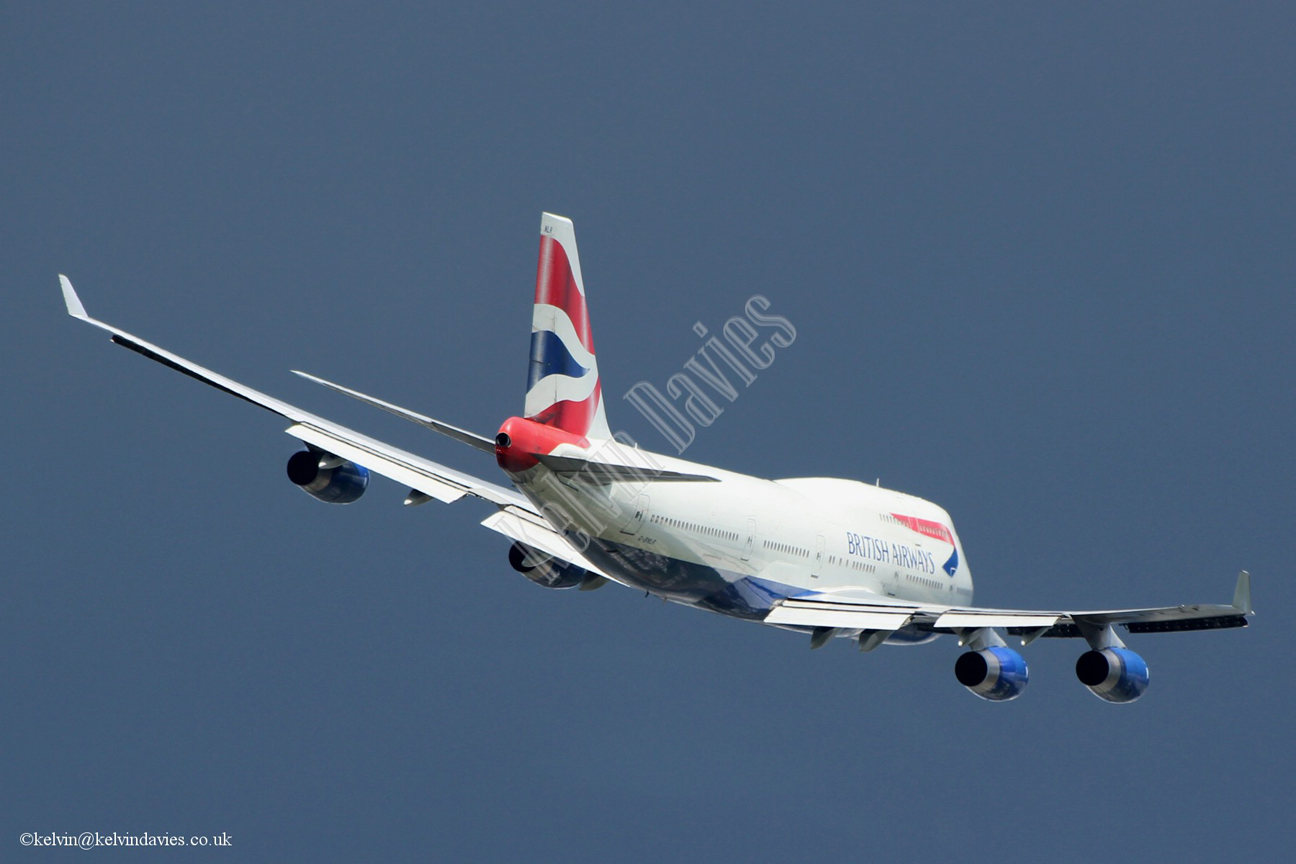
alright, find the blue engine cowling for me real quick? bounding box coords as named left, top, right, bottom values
left=955, top=647, right=1030, bottom=702
left=286, top=450, right=369, bottom=504
left=508, top=543, right=588, bottom=589
left=1075, top=647, right=1150, bottom=703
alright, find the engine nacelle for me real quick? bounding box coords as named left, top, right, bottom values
left=1076, top=647, right=1150, bottom=704
left=507, top=543, right=588, bottom=589
left=286, top=450, right=369, bottom=504
left=955, top=647, right=1030, bottom=702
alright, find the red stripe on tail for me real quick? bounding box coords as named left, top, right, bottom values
left=535, top=236, right=594, bottom=353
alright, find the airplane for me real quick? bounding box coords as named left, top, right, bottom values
left=59, top=212, right=1253, bottom=703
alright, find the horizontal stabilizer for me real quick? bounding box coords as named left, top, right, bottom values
left=534, top=453, right=718, bottom=483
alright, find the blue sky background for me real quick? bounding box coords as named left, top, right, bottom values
left=4, top=3, right=1292, bottom=860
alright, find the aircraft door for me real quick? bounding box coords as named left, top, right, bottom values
left=741, top=518, right=756, bottom=561
left=620, top=493, right=649, bottom=536
left=886, top=569, right=900, bottom=597
left=812, top=534, right=825, bottom=577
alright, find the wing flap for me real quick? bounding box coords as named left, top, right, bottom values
left=766, top=598, right=913, bottom=631
left=935, top=612, right=1061, bottom=630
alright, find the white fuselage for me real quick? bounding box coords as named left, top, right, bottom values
left=509, top=445, right=975, bottom=621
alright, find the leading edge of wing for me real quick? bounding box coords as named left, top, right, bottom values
left=62, top=274, right=307, bottom=419
left=58, top=275, right=526, bottom=511
left=292, top=370, right=496, bottom=454
left=951, top=570, right=1253, bottom=631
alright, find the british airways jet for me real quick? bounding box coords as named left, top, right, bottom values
left=60, top=213, right=1252, bottom=703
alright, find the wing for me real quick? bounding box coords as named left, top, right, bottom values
left=764, top=571, right=1253, bottom=643
left=58, top=275, right=609, bottom=581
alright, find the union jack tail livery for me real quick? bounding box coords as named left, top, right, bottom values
left=524, top=213, right=613, bottom=441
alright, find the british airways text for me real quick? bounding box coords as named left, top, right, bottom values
left=845, top=532, right=938, bottom=575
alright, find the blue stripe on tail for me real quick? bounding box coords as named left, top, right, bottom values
left=528, top=330, right=590, bottom=390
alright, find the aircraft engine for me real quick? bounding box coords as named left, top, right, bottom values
left=1075, top=647, right=1150, bottom=703
left=508, top=543, right=588, bottom=589
left=955, top=646, right=1029, bottom=702
left=286, top=450, right=369, bottom=504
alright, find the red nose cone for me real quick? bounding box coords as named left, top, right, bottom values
left=495, top=417, right=589, bottom=473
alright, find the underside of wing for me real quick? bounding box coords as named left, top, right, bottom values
left=764, top=572, right=1254, bottom=640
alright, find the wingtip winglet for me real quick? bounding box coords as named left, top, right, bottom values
left=1232, top=570, right=1252, bottom=615
left=59, top=274, right=88, bottom=319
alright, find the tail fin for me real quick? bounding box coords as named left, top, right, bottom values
left=524, top=213, right=613, bottom=440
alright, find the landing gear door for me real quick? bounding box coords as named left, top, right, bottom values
left=741, top=518, right=756, bottom=562
left=620, top=494, right=649, bottom=536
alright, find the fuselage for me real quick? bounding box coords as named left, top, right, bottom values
left=495, top=416, right=974, bottom=623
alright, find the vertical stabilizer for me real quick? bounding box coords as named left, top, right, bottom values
left=524, top=213, right=613, bottom=440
